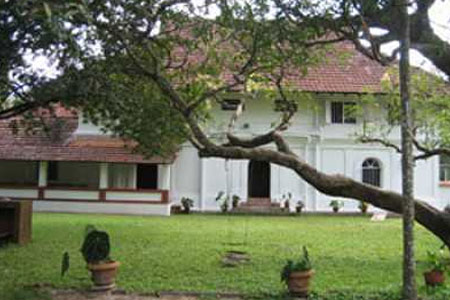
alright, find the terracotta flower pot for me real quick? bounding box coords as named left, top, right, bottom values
left=424, top=270, right=445, bottom=287
left=88, top=261, right=120, bottom=291
left=287, top=269, right=314, bottom=297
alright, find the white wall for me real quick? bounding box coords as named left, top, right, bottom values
left=171, top=145, right=201, bottom=205
left=33, top=201, right=171, bottom=216
left=171, top=139, right=445, bottom=213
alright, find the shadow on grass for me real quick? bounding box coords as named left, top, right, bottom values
left=3, top=287, right=51, bottom=300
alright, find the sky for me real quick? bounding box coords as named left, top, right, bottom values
left=27, top=0, right=450, bottom=79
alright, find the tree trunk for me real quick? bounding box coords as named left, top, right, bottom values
left=398, top=0, right=417, bottom=299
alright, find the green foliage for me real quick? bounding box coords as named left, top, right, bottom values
left=181, top=197, right=194, bottom=213
left=1, top=0, right=334, bottom=157
left=215, top=191, right=241, bottom=212
left=2, top=287, right=51, bottom=300
left=329, top=200, right=344, bottom=211
left=0, top=213, right=448, bottom=297
left=358, top=201, right=369, bottom=213
left=281, top=246, right=312, bottom=283
left=60, top=251, right=69, bottom=277
left=307, top=290, right=401, bottom=300
left=80, top=225, right=111, bottom=264
left=232, top=195, right=241, bottom=209
left=296, top=200, right=305, bottom=213
left=424, top=249, right=447, bottom=272
left=359, top=67, right=450, bottom=153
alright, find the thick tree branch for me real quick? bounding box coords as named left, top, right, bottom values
left=195, top=141, right=450, bottom=247
left=359, top=136, right=402, bottom=153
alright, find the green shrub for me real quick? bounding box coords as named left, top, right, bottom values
left=281, top=246, right=312, bottom=283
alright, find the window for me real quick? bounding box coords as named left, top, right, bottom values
left=362, top=158, right=381, bottom=187
left=48, top=161, right=58, bottom=181
left=331, top=102, right=357, bottom=124
left=221, top=99, right=243, bottom=111
left=274, top=99, right=297, bottom=112
left=440, top=155, right=450, bottom=182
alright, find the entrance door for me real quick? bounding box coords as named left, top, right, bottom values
left=248, top=160, right=270, bottom=198
left=136, top=164, right=158, bottom=189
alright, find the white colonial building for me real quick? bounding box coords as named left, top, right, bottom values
left=0, top=41, right=449, bottom=215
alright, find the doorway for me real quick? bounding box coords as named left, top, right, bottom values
left=248, top=160, right=270, bottom=198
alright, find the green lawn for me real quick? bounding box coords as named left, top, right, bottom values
left=0, top=213, right=448, bottom=299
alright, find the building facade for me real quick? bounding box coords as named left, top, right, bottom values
left=1, top=42, right=449, bottom=215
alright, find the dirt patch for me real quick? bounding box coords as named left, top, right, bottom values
left=221, top=251, right=250, bottom=267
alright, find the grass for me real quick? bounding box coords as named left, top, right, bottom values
left=0, top=213, right=448, bottom=299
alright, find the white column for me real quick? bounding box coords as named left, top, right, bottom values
left=313, top=136, right=321, bottom=211
left=199, top=158, right=206, bottom=211
left=38, top=161, right=48, bottom=187
left=99, top=163, right=109, bottom=189
left=157, top=164, right=171, bottom=190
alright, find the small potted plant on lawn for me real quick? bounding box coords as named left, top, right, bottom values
left=215, top=191, right=229, bottom=213
left=423, top=249, right=447, bottom=287
left=232, top=194, right=241, bottom=209
left=329, top=200, right=344, bottom=213
left=81, top=225, right=120, bottom=291
left=181, top=197, right=194, bottom=214
left=282, top=193, right=292, bottom=212
left=281, top=246, right=314, bottom=297
left=296, top=201, right=305, bottom=214
left=358, top=201, right=369, bottom=214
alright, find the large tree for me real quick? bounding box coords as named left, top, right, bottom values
left=2, top=0, right=450, bottom=250
left=275, top=0, right=450, bottom=76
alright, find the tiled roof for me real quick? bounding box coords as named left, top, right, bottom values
left=0, top=41, right=388, bottom=163
left=284, top=41, right=388, bottom=93
left=0, top=109, right=175, bottom=164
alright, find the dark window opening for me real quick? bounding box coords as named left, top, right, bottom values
left=48, top=161, right=59, bottom=181
left=137, top=164, right=158, bottom=189
left=221, top=99, right=243, bottom=111
left=362, top=158, right=381, bottom=187
left=331, top=102, right=357, bottom=124
left=440, top=155, right=450, bottom=182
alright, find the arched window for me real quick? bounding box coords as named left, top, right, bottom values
left=362, top=158, right=381, bottom=187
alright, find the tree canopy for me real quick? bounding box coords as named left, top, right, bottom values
left=1, top=0, right=450, bottom=247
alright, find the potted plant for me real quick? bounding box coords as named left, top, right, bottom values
left=358, top=201, right=369, bottom=214
left=282, top=193, right=292, bottom=212
left=231, top=194, right=241, bottom=209
left=215, top=191, right=229, bottom=213
left=423, top=249, right=446, bottom=287
left=296, top=201, right=305, bottom=214
left=329, top=200, right=344, bottom=213
left=281, top=246, right=314, bottom=297
left=181, top=197, right=194, bottom=214
left=81, top=226, right=120, bottom=291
